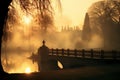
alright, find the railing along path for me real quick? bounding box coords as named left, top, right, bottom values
left=49, top=49, right=120, bottom=60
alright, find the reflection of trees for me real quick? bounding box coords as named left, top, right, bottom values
left=0, top=0, right=53, bottom=74
left=88, top=0, right=120, bottom=49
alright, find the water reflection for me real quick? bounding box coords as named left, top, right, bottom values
left=2, top=50, right=38, bottom=73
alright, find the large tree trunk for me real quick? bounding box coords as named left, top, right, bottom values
left=0, top=0, right=12, bottom=74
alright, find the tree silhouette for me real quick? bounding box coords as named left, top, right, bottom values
left=0, top=0, right=53, bottom=74
left=0, top=0, right=12, bottom=74
left=82, top=13, right=91, bottom=42
left=19, top=0, right=53, bottom=32
left=88, top=0, right=120, bottom=49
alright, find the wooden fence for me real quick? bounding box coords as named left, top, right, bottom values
left=49, top=49, right=120, bottom=60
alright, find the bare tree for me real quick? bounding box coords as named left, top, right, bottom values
left=89, top=0, right=120, bottom=29
left=19, top=0, right=53, bottom=31
left=0, top=0, right=53, bottom=74
left=88, top=0, right=120, bottom=49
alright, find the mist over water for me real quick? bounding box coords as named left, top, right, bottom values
left=1, top=0, right=104, bottom=73
left=1, top=25, right=83, bottom=73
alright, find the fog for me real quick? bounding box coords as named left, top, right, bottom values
left=1, top=0, right=104, bottom=73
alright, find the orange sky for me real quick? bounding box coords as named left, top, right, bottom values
left=53, top=0, right=103, bottom=27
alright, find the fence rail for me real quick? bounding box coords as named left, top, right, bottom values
left=49, top=49, right=120, bottom=60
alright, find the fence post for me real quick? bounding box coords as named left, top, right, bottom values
left=62, top=49, right=64, bottom=56
left=37, top=40, right=50, bottom=71
left=112, top=50, right=117, bottom=60
left=82, top=49, right=85, bottom=58
left=91, top=49, right=93, bottom=58
left=74, top=49, right=77, bottom=57
left=56, top=48, right=58, bottom=56
left=100, top=50, right=104, bottom=59
left=67, top=49, right=70, bottom=56
left=51, top=48, right=53, bottom=55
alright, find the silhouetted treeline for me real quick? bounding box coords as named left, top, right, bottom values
left=88, top=0, right=120, bottom=50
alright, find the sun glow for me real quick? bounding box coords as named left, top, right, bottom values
left=23, top=15, right=32, bottom=25
left=2, top=0, right=104, bottom=73
left=25, top=67, right=31, bottom=74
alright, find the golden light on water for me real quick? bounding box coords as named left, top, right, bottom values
left=25, top=67, right=31, bottom=74
left=57, top=61, right=63, bottom=69
left=2, top=0, right=103, bottom=73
